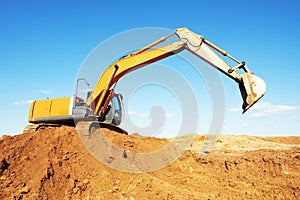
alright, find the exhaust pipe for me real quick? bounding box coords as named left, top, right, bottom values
left=239, top=73, right=266, bottom=113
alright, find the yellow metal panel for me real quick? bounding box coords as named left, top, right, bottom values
left=28, top=101, right=35, bottom=122
left=31, top=99, right=52, bottom=119
left=49, top=97, right=70, bottom=116
left=28, top=97, right=71, bottom=122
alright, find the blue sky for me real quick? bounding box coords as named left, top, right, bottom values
left=0, top=0, right=299, bottom=136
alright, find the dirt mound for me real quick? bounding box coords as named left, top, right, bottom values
left=1, top=126, right=300, bottom=199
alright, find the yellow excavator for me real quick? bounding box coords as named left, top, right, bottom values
left=25, top=27, right=266, bottom=134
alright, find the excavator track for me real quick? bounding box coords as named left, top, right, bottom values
left=75, top=121, right=128, bottom=136
left=23, top=123, right=61, bottom=133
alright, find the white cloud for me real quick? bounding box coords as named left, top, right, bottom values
left=137, top=113, right=148, bottom=117
left=250, top=102, right=300, bottom=117
left=128, top=111, right=136, bottom=115
left=228, top=106, right=242, bottom=112
left=40, top=89, right=51, bottom=95
left=165, top=113, right=174, bottom=118
left=229, top=102, right=300, bottom=117
left=13, top=100, right=34, bottom=105
left=242, top=122, right=248, bottom=127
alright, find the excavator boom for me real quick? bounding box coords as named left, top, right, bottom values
left=88, top=27, right=266, bottom=116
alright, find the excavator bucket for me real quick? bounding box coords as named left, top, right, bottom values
left=239, top=73, right=266, bottom=113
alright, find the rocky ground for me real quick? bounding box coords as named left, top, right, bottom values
left=1, top=126, right=299, bottom=199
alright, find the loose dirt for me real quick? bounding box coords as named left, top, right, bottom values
left=1, top=126, right=299, bottom=199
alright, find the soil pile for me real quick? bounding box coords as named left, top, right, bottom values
left=1, top=126, right=299, bottom=199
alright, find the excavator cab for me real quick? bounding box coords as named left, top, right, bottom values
left=103, top=93, right=124, bottom=125
left=72, top=77, right=124, bottom=125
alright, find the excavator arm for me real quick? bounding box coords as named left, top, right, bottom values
left=87, top=27, right=266, bottom=119
left=175, top=28, right=266, bottom=113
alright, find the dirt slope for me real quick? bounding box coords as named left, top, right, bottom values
left=1, top=126, right=299, bottom=199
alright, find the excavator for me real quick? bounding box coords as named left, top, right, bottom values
left=25, top=27, right=266, bottom=134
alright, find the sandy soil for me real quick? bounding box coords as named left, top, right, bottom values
left=1, top=126, right=299, bottom=199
